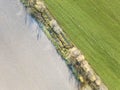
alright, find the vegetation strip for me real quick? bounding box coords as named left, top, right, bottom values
left=21, top=0, right=108, bottom=90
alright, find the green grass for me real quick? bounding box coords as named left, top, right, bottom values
left=44, top=0, right=120, bottom=90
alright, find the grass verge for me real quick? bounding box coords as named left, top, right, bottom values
left=44, top=0, right=120, bottom=90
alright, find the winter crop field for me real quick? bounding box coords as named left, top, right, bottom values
left=44, top=0, right=120, bottom=90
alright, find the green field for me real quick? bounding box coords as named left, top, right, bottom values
left=44, top=0, right=120, bottom=90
